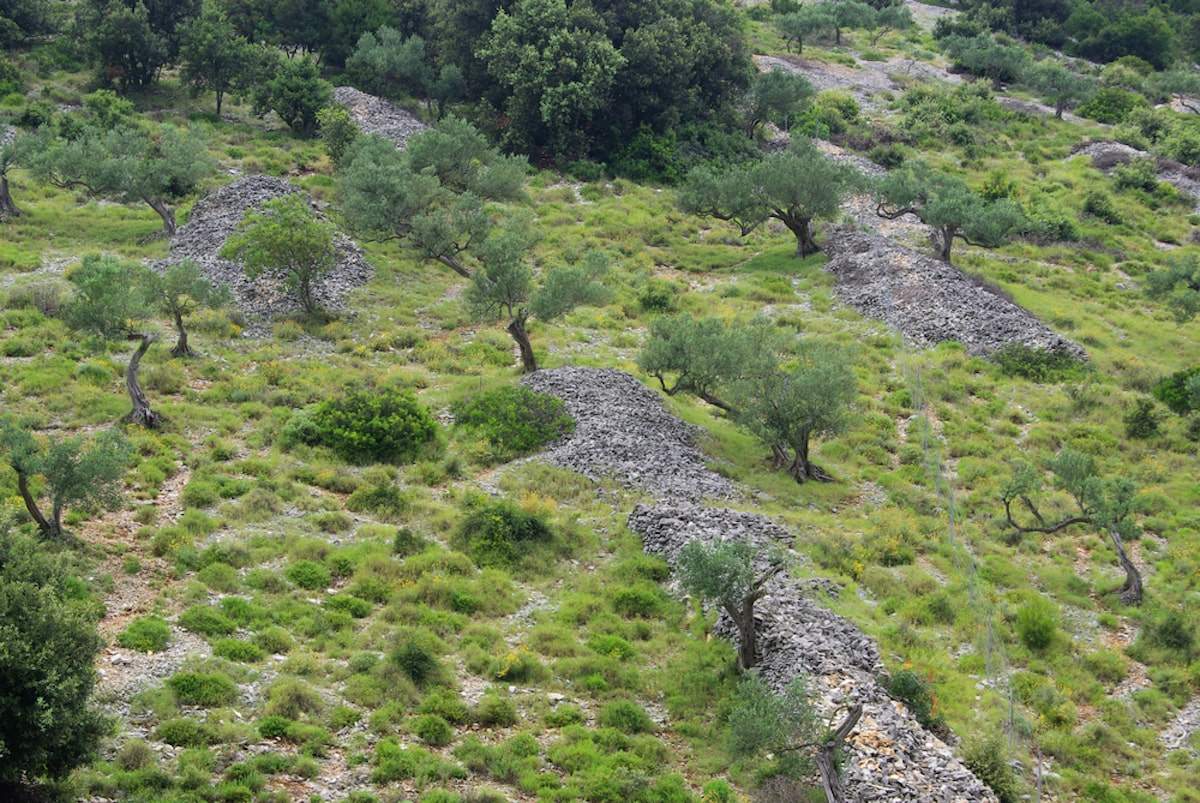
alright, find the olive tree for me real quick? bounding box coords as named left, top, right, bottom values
left=1001, top=449, right=1143, bottom=605
left=0, top=528, right=106, bottom=790
left=63, top=255, right=161, bottom=427
left=821, top=0, right=875, bottom=46
left=252, top=54, right=331, bottom=136
left=465, top=227, right=609, bottom=372
left=339, top=118, right=527, bottom=277
left=1026, top=60, right=1095, bottom=119
left=0, top=130, right=29, bottom=220
left=29, top=123, right=213, bottom=236
left=0, top=420, right=130, bottom=540
left=743, top=68, right=813, bottom=136
left=868, top=2, right=915, bottom=46
left=729, top=673, right=862, bottom=803
left=677, top=539, right=785, bottom=670
left=680, top=137, right=865, bottom=258
left=875, top=163, right=1024, bottom=263
left=145, top=260, right=229, bottom=357
left=733, top=339, right=856, bottom=482
left=179, top=3, right=255, bottom=116
left=776, top=6, right=833, bottom=53
left=220, top=194, right=337, bottom=318
left=637, top=314, right=776, bottom=413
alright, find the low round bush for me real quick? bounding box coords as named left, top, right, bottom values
left=155, top=717, right=213, bottom=747
left=286, top=559, right=331, bottom=590
left=453, top=385, right=574, bottom=463
left=598, top=699, right=654, bottom=734
left=168, top=671, right=238, bottom=706
left=452, top=497, right=554, bottom=567
left=213, top=638, right=265, bottom=663
left=1152, top=367, right=1200, bottom=414
left=1015, top=597, right=1058, bottom=651
left=285, top=386, right=438, bottom=464
left=411, top=713, right=454, bottom=746
left=118, top=615, right=172, bottom=652
left=179, top=605, right=236, bottom=637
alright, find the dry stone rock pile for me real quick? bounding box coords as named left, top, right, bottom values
left=822, top=226, right=1087, bottom=359
left=333, top=86, right=428, bottom=149
left=521, top=367, right=733, bottom=501
left=528, top=368, right=996, bottom=801
left=159, top=175, right=373, bottom=319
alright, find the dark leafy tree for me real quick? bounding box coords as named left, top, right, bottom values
left=1001, top=449, right=1143, bottom=604
left=252, top=54, right=332, bottom=136
left=676, top=539, right=786, bottom=670
left=324, top=0, right=396, bottom=67
left=347, top=26, right=465, bottom=118
left=733, top=339, right=856, bottom=483
left=867, top=2, right=914, bottom=46
left=84, top=0, right=168, bottom=90
left=728, top=673, right=862, bottom=803
left=743, top=68, right=813, bottom=136
left=29, top=123, right=213, bottom=236
left=220, top=194, right=337, bottom=317
left=822, top=0, right=875, bottom=46
left=63, top=254, right=162, bottom=427
left=875, top=162, right=1024, bottom=263
left=317, top=104, right=361, bottom=167
left=680, top=137, right=865, bottom=257
left=339, top=119, right=526, bottom=277
left=179, top=4, right=255, bottom=116
left=0, top=528, right=107, bottom=791
left=466, top=227, right=609, bottom=372
left=637, top=314, right=776, bottom=413
left=145, top=260, right=229, bottom=357
left=942, top=32, right=1030, bottom=86
left=0, top=0, right=58, bottom=44
left=0, top=421, right=130, bottom=540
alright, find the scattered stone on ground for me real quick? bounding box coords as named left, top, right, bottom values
left=333, top=86, right=428, bottom=150
left=904, top=0, right=958, bottom=31
left=1072, top=140, right=1200, bottom=211
left=528, top=367, right=995, bottom=801
left=821, top=226, right=1087, bottom=358
left=158, top=175, right=373, bottom=320
left=629, top=502, right=998, bottom=803
left=754, top=52, right=959, bottom=111
left=0, top=125, right=14, bottom=146
left=521, top=367, right=734, bottom=501
left=1162, top=696, right=1200, bottom=753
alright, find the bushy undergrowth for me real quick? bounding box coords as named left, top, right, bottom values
left=284, top=386, right=438, bottom=464
left=451, top=496, right=555, bottom=568
left=453, top=385, right=574, bottom=463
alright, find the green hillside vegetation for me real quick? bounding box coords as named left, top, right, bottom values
left=1, top=1, right=1200, bottom=802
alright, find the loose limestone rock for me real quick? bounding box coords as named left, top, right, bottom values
left=628, top=503, right=998, bottom=803
left=1072, top=139, right=1200, bottom=211
left=159, top=175, right=373, bottom=320
left=822, top=226, right=1087, bottom=359
left=520, top=367, right=734, bottom=501
left=333, top=86, right=428, bottom=149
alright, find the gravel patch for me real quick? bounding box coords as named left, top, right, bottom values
left=822, top=226, right=1087, bottom=358
left=629, top=503, right=998, bottom=803
left=1162, top=696, right=1200, bottom=753
left=97, top=625, right=213, bottom=724
left=520, top=367, right=734, bottom=501
left=755, top=52, right=959, bottom=111
left=333, top=86, right=428, bottom=149
left=158, top=175, right=373, bottom=319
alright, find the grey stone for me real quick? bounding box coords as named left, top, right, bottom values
left=333, top=86, right=428, bottom=150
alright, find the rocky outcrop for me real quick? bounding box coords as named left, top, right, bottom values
left=333, top=86, right=428, bottom=150
left=526, top=367, right=997, bottom=802
left=822, top=227, right=1087, bottom=359
left=520, top=367, right=734, bottom=501
left=160, top=175, right=373, bottom=319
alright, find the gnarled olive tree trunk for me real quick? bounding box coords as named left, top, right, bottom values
left=817, top=705, right=863, bottom=803
left=125, top=333, right=160, bottom=428
left=507, top=314, right=537, bottom=373
left=170, top=310, right=192, bottom=357
left=0, top=174, right=20, bottom=220
left=144, top=196, right=177, bottom=236
left=16, top=470, right=58, bottom=538
left=1109, top=528, right=1143, bottom=606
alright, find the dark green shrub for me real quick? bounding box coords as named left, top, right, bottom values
left=963, top=733, right=1021, bottom=803
left=637, top=280, right=679, bottom=313
left=453, top=386, right=574, bottom=463
left=285, top=386, right=438, bottom=464
left=598, top=700, right=653, bottom=734
left=393, top=527, right=430, bottom=557
left=609, top=583, right=665, bottom=618
left=1016, top=597, right=1058, bottom=651
left=545, top=703, right=585, bottom=727
left=372, top=739, right=464, bottom=784
left=1078, top=87, right=1146, bottom=124
left=1113, top=158, right=1160, bottom=192
left=0, top=531, right=106, bottom=786
left=1124, top=398, right=1161, bottom=439
left=118, top=615, right=172, bottom=652
left=255, top=626, right=294, bottom=654
left=213, top=638, right=265, bottom=663
left=264, top=678, right=323, bottom=719
left=257, top=715, right=293, bottom=739
left=412, top=714, right=454, bottom=746
left=168, top=671, right=238, bottom=706
left=1152, top=367, right=1200, bottom=414
left=326, top=594, right=373, bottom=618
left=286, top=559, right=331, bottom=590
left=452, top=497, right=554, bottom=567
left=884, top=669, right=945, bottom=733
left=1082, top=191, right=1122, bottom=224
left=1144, top=610, right=1195, bottom=659
left=390, top=634, right=442, bottom=684
left=347, top=482, right=411, bottom=519
left=992, top=344, right=1085, bottom=382
left=420, top=689, right=470, bottom=724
